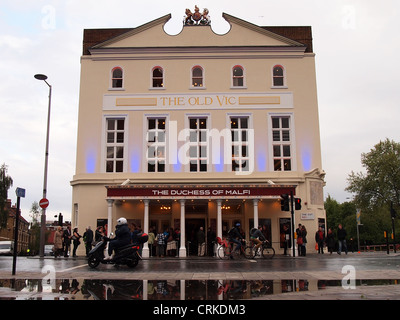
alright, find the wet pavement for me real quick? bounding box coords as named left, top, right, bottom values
left=0, top=252, right=399, bottom=300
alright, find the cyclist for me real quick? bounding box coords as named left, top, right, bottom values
left=250, top=225, right=266, bottom=252
left=227, top=222, right=244, bottom=259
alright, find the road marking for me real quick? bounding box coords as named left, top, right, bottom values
left=59, top=264, right=87, bottom=273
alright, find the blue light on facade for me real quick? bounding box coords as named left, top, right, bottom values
left=86, top=152, right=96, bottom=173
left=302, top=148, right=312, bottom=172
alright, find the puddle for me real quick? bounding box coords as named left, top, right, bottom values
left=0, top=279, right=399, bottom=300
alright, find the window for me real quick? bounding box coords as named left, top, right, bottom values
left=231, top=117, right=250, bottom=172
left=188, top=117, right=208, bottom=172
left=232, top=65, right=244, bottom=87
left=272, top=116, right=292, bottom=171
left=152, top=67, right=164, bottom=88
left=112, top=67, right=123, bottom=88
left=106, top=118, right=125, bottom=172
left=147, top=117, right=166, bottom=172
left=273, top=65, right=284, bottom=87
left=192, top=66, right=203, bottom=88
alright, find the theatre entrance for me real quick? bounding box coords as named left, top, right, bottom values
left=186, top=218, right=206, bottom=256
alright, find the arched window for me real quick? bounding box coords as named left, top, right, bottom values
left=192, top=66, right=203, bottom=87
left=112, top=67, right=123, bottom=88
left=273, top=65, right=284, bottom=86
left=152, top=67, right=164, bottom=88
left=232, top=65, right=244, bottom=87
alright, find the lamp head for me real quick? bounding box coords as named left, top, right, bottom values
left=34, top=74, right=48, bottom=81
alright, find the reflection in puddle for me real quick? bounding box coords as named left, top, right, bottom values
left=0, top=279, right=399, bottom=300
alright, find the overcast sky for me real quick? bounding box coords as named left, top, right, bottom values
left=1, top=0, right=399, bottom=222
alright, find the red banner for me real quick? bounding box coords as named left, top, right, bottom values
left=106, top=185, right=296, bottom=199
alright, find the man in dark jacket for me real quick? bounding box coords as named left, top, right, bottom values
left=337, top=224, right=348, bottom=255
left=105, top=217, right=131, bottom=260
left=83, top=226, right=94, bottom=257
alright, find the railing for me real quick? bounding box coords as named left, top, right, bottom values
left=360, top=244, right=400, bottom=252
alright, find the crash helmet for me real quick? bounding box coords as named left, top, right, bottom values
left=235, top=222, right=241, bottom=227
left=117, top=217, right=127, bottom=226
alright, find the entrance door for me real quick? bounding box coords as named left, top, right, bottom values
left=186, top=218, right=205, bottom=256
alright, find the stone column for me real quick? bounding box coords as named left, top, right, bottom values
left=179, top=199, right=186, bottom=257
left=142, top=200, right=150, bottom=258
left=253, top=199, right=259, bottom=228
left=106, top=199, right=114, bottom=237
left=216, top=200, right=222, bottom=240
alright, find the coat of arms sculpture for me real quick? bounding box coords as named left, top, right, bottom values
left=184, top=6, right=210, bottom=26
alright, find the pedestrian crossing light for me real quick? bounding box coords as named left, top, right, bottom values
left=294, top=198, right=302, bottom=210
left=280, top=194, right=290, bottom=211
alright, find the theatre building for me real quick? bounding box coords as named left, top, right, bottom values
left=71, top=9, right=326, bottom=257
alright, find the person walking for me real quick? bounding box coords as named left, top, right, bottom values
left=337, top=224, right=348, bottom=255
left=197, top=227, right=206, bottom=256
left=95, top=226, right=104, bottom=243
left=156, top=229, right=167, bottom=257
left=207, top=227, right=216, bottom=257
left=326, top=228, right=335, bottom=254
left=147, top=226, right=155, bottom=257
left=296, top=224, right=303, bottom=256
left=53, top=226, right=63, bottom=258
left=83, top=226, right=94, bottom=257
left=63, top=225, right=72, bottom=257
left=298, top=225, right=307, bottom=256
left=72, top=227, right=82, bottom=257
left=315, top=227, right=325, bottom=254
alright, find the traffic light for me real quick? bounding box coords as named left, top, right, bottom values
left=280, top=194, right=290, bottom=211
left=294, top=198, right=302, bottom=210
left=58, top=213, right=63, bottom=226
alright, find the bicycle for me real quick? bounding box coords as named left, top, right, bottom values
left=247, top=240, right=275, bottom=259
left=216, top=237, right=254, bottom=259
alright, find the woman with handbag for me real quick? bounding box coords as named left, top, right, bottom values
left=72, top=227, right=82, bottom=257
left=53, top=226, right=64, bottom=258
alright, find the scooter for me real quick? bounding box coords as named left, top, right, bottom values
left=88, top=233, right=148, bottom=269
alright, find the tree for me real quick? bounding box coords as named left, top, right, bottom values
left=346, top=139, right=400, bottom=244
left=0, top=163, right=13, bottom=228
left=346, top=138, right=400, bottom=211
left=29, top=202, right=41, bottom=254
left=29, top=201, right=40, bottom=226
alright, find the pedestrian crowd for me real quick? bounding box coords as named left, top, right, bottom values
left=52, top=221, right=351, bottom=258
left=294, top=223, right=349, bottom=256
left=53, top=225, right=85, bottom=258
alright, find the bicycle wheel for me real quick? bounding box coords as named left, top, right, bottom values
left=217, top=245, right=230, bottom=259
left=244, top=245, right=255, bottom=259
left=261, top=245, right=275, bottom=259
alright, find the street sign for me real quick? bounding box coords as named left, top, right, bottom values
left=15, top=188, right=25, bottom=198
left=39, top=198, right=49, bottom=209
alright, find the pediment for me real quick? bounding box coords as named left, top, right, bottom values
left=91, top=12, right=305, bottom=51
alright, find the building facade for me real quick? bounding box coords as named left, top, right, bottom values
left=0, top=199, right=30, bottom=254
left=71, top=10, right=326, bottom=257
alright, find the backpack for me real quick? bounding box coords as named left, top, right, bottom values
left=227, top=227, right=236, bottom=237
left=250, top=228, right=258, bottom=237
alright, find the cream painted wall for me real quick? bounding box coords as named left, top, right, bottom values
left=72, top=15, right=325, bottom=256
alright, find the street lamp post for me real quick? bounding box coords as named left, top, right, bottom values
left=34, top=74, right=52, bottom=258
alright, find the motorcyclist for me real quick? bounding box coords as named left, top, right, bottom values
left=104, top=217, right=131, bottom=260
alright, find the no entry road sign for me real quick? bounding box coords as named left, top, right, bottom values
left=39, top=198, right=49, bottom=209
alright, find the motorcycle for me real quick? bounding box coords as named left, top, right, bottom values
left=88, top=233, right=148, bottom=269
